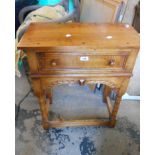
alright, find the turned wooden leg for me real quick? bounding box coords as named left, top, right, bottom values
left=103, top=85, right=111, bottom=102
left=31, top=79, right=50, bottom=129
left=46, top=88, right=52, bottom=104
left=110, top=79, right=130, bottom=127
left=110, top=95, right=122, bottom=127
left=38, top=95, right=49, bottom=129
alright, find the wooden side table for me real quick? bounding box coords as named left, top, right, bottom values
left=18, top=23, right=140, bottom=129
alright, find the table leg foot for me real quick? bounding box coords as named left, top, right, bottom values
left=42, top=121, right=50, bottom=130
left=109, top=119, right=116, bottom=128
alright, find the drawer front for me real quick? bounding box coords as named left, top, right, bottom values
left=37, top=53, right=128, bottom=71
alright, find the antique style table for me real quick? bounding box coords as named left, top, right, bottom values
left=18, top=23, right=139, bottom=129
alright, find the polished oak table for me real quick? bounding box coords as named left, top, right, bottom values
left=18, top=23, right=140, bottom=129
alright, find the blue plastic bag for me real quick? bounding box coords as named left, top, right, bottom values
left=39, top=0, right=74, bottom=13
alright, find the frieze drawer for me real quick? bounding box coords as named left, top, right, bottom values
left=37, top=53, right=128, bottom=71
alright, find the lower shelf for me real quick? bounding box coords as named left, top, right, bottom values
left=43, top=119, right=116, bottom=129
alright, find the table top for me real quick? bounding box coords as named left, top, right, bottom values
left=17, top=23, right=139, bottom=50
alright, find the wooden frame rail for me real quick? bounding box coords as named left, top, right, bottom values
left=43, top=119, right=116, bottom=128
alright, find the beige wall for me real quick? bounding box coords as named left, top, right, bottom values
left=80, top=0, right=115, bottom=23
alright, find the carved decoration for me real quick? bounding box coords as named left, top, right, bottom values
left=45, top=79, right=118, bottom=89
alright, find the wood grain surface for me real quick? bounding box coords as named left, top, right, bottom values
left=17, top=23, right=139, bottom=49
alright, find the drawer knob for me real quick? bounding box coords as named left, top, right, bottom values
left=109, top=59, right=115, bottom=66
left=50, top=61, right=56, bottom=66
